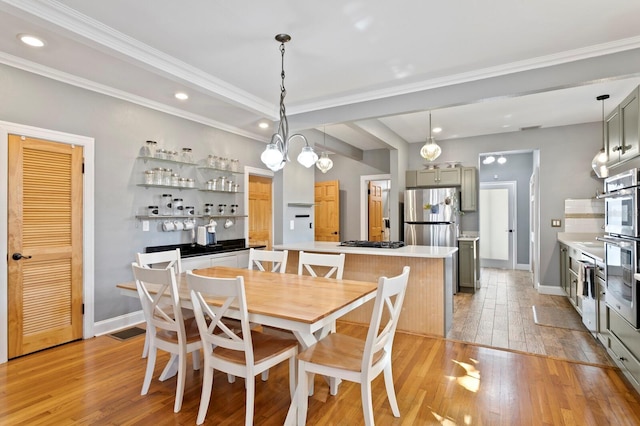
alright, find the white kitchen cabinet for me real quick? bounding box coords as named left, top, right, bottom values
left=181, top=250, right=250, bottom=271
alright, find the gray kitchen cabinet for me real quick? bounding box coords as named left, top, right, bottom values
left=405, top=170, right=417, bottom=188
left=608, top=309, right=640, bottom=388
left=559, top=243, right=570, bottom=296
left=596, top=269, right=609, bottom=347
left=417, top=168, right=461, bottom=187
left=606, top=86, right=640, bottom=166
left=458, top=238, right=479, bottom=292
left=567, top=245, right=581, bottom=312
left=181, top=250, right=249, bottom=271
left=460, top=167, right=477, bottom=211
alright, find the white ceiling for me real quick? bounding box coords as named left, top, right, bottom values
left=1, top=0, right=640, bottom=154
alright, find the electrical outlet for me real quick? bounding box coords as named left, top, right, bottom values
left=290, top=220, right=295, bottom=230
left=551, top=219, right=561, bottom=227
left=142, top=220, right=150, bottom=231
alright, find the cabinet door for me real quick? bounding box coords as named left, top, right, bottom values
left=458, top=241, right=475, bottom=289
left=182, top=256, right=212, bottom=271
left=606, top=107, right=622, bottom=165
left=597, top=278, right=609, bottom=346
left=406, top=170, right=417, bottom=188
left=438, top=168, right=461, bottom=186
left=460, top=167, right=477, bottom=211
left=559, top=244, right=569, bottom=295
left=210, top=254, right=238, bottom=267
left=416, top=170, right=438, bottom=186
left=620, top=87, right=640, bottom=162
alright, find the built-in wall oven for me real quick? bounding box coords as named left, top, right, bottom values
left=598, top=168, right=640, bottom=329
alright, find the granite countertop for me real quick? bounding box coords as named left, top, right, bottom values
left=145, top=239, right=264, bottom=258
left=273, top=241, right=457, bottom=258
left=557, top=232, right=605, bottom=262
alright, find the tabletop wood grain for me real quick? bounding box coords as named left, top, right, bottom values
left=118, top=266, right=378, bottom=325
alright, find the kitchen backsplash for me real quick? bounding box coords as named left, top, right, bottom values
left=564, top=198, right=604, bottom=233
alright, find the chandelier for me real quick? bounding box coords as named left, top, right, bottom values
left=420, top=111, right=442, bottom=161
left=261, top=34, right=318, bottom=172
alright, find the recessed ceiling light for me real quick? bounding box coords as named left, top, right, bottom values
left=432, top=127, right=442, bottom=134
left=174, top=92, right=189, bottom=100
left=18, top=34, right=45, bottom=47
left=497, top=156, right=507, bottom=164
left=258, top=122, right=269, bottom=129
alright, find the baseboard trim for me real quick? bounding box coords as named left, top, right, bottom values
left=93, top=311, right=145, bottom=336
left=537, top=284, right=565, bottom=296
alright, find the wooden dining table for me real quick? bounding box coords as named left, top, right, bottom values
left=117, top=266, right=378, bottom=349
left=118, top=266, right=378, bottom=424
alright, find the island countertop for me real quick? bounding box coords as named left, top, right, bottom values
left=273, top=241, right=457, bottom=258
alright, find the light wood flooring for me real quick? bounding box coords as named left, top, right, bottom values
left=1, top=323, right=640, bottom=425
left=448, top=268, right=615, bottom=366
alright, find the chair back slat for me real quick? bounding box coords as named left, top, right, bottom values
left=136, top=249, right=182, bottom=274
left=362, top=266, right=410, bottom=371
left=132, top=262, right=183, bottom=335
left=187, top=272, right=254, bottom=364
left=248, top=248, right=288, bottom=273
left=298, top=251, right=345, bottom=279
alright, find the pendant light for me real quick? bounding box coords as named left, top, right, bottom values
left=315, top=127, right=333, bottom=173
left=420, top=111, right=442, bottom=161
left=591, top=94, right=610, bottom=178
left=260, top=34, right=318, bottom=172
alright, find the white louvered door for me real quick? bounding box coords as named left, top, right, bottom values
left=7, top=134, right=83, bottom=358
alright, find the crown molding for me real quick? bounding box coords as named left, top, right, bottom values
left=290, top=35, right=640, bottom=115
left=0, top=52, right=268, bottom=143
left=2, top=0, right=276, bottom=118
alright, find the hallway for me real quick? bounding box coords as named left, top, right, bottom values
left=448, top=268, right=614, bottom=366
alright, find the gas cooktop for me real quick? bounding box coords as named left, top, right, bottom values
left=339, top=240, right=405, bottom=249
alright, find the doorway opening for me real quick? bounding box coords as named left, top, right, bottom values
left=478, top=150, right=539, bottom=281
left=359, top=174, right=391, bottom=241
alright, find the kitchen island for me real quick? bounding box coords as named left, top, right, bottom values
left=273, top=242, right=458, bottom=337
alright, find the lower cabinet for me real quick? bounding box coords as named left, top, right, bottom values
left=596, top=269, right=609, bottom=346
left=181, top=250, right=250, bottom=271
left=458, top=239, right=479, bottom=292
left=609, top=309, right=640, bottom=388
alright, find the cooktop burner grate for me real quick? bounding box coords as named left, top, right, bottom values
left=339, top=240, right=405, bottom=249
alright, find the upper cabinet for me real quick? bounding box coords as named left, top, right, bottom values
left=606, top=86, right=640, bottom=166
left=460, top=167, right=477, bottom=212
left=416, top=168, right=461, bottom=186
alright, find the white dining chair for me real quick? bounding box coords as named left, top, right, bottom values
left=296, top=266, right=410, bottom=426
left=131, top=262, right=202, bottom=413
left=136, top=248, right=183, bottom=359
left=248, top=248, right=288, bottom=273
left=298, top=251, right=346, bottom=334
left=298, top=251, right=345, bottom=279
left=187, top=271, right=298, bottom=426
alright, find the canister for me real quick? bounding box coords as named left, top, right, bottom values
left=144, top=170, right=154, bottom=185
left=148, top=205, right=159, bottom=216
left=184, top=206, right=195, bottom=216
left=161, top=194, right=173, bottom=216
left=204, top=203, right=214, bottom=215
left=173, top=198, right=184, bottom=216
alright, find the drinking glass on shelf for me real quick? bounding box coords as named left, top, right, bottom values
left=217, top=157, right=228, bottom=170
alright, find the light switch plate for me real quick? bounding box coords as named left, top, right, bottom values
left=551, top=219, right=561, bottom=227
left=290, top=220, right=295, bottom=230
left=142, top=220, right=150, bottom=231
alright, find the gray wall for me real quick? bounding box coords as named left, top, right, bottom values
left=479, top=152, right=534, bottom=265
left=0, top=64, right=267, bottom=322
left=314, top=149, right=390, bottom=241
left=407, top=124, right=603, bottom=287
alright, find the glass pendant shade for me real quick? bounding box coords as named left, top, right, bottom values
left=592, top=149, right=609, bottom=178
left=420, top=136, right=442, bottom=161
left=261, top=143, right=284, bottom=171
left=297, top=146, right=319, bottom=168
left=316, top=152, right=333, bottom=173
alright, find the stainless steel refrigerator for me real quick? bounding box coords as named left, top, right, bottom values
left=404, top=188, right=459, bottom=247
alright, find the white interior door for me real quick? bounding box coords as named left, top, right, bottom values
left=479, top=182, right=516, bottom=269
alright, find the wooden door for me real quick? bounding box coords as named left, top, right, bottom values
left=368, top=181, right=383, bottom=241
left=248, top=175, right=272, bottom=249
left=315, top=180, right=340, bottom=242
left=7, top=135, right=84, bottom=358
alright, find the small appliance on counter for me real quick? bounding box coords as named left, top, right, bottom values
left=196, top=220, right=217, bottom=247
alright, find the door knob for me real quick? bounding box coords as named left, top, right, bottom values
left=12, top=253, right=32, bottom=261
